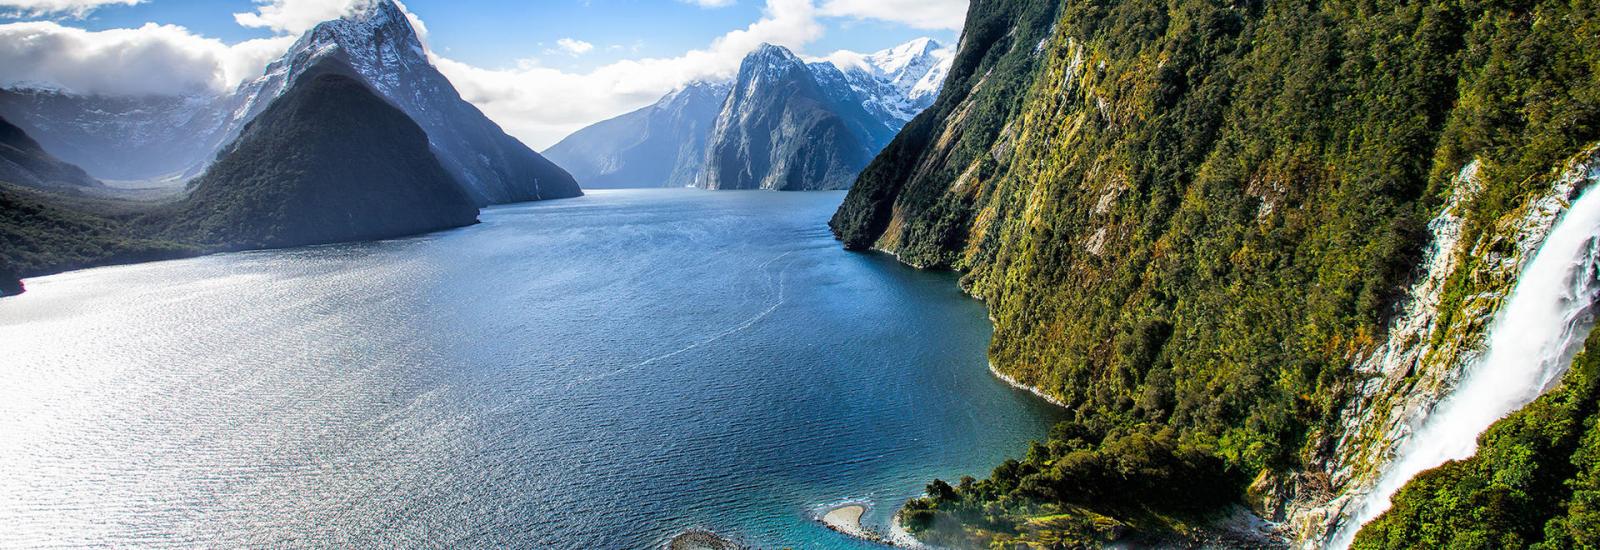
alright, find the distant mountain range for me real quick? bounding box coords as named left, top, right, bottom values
left=0, top=0, right=578, bottom=206
left=0, top=115, right=99, bottom=190
left=0, top=1, right=949, bottom=295
left=545, top=39, right=953, bottom=190
left=0, top=0, right=565, bottom=295
left=543, top=81, right=731, bottom=190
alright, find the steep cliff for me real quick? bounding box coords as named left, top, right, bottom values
left=0, top=115, right=100, bottom=189
left=702, top=44, right=895, bottom=191
left=834, top=0, right=1600, bottom=546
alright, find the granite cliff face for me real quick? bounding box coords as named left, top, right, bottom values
left=546, top=39, right=953, bottom=191
left=701, top=44, right=895, bottom=191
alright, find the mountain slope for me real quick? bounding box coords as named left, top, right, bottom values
left=702, top=44, right=895, bottom=191
left=543, top=81, right=730, bottom=189
left=224, top=0, right=578, bottom=206
left=832, top=0, right=1600, bottom=546
left=820, top=38, right=955, bottom=132
left=0, top=0, right=579, bottom=204
left=0, top=119, right=190, bottom=297
left=1353, top=330, right=1600, bottom=548
left=0, top=181, right=191, bottom=297
left=0, top=89, right=233, bottom=183
left=544, top=38, right=952, bottom=192
left=155, top=59, right=478, bottom=249
left=0, top=115, right=99, bottom=189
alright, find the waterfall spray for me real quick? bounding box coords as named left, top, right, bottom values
left=1328, top=179, right=1600, bottom=548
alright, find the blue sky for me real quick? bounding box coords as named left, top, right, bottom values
left=2, top=0, right=958, bottom=73
left=0, top=0, right=967, bottom=146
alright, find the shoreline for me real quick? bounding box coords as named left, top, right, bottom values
left=820, top=504, right=934, bottom=549
left=821, top=503, right=885, bottom=543
left=988, top=361, right=1070, bottom=408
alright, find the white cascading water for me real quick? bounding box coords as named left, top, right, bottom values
left=1328, top=181, right=1600, bottom=548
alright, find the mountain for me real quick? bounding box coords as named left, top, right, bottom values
left=0, top=0, right=578, bottom=205
left=545, top=39, right=951, bottom=192
left=0, top=119, right=191, bottom=297
left=818, top=38, right=954, bottom=132
left=833, top=0, right=1600, bottom=547
left=701, top=44, right=897, bottom=191
left=155, top=58, right=478, bottom=249
left=543, top=81, right=730, bottom=189
left=0, top=90, right=232, bottom=183
left=222, top=0, right=577, bottom=206
left=0, top=115, right=100, bottom=189
left=0, top=181, right=192, bottom=297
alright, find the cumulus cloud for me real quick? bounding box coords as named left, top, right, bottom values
left=819, top=0, right=967, bottom=31
left=554, top=38, right=593, bottom=56
left=0, top=21, right=293, bottom=95
left=233, top=0, right=363, bottom=35
left=436, top=0, right=826, bottom=148
left=0, top=0, right=959, bottom=148
left=233, top=0, right=429, bottom=45
left=0, top=0, right=141, bottom=18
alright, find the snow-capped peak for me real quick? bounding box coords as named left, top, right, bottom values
left=809, top=37, right=956, bottom=130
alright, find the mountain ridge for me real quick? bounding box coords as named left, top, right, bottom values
left=545, top=39, right=952, bottom=191
left=154, top=57, right=480, bottom=250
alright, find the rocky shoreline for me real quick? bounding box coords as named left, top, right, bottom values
left=988, top=362, right=1069, bottom=409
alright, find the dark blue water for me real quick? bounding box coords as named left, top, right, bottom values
left=0, top=190, right=1063, bottom=548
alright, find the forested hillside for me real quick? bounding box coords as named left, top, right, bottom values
left=833, top=0, right=1600, bottom=545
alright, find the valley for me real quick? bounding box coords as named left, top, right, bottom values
left=2, top=0, right=1598, bottom=548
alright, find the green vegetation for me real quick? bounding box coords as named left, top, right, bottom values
left=1, top=58, right=478, bottom=296
left=903, top=424, right=1240, bottom=547
left=0, top=181, right=193, bottom=292
left=151, top=60, right=477, bottom=250
left=1353, top=331, right=1600, bottom=548
left=835, top=0, right=1600, bottom=544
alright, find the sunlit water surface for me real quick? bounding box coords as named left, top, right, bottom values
left=0, top=190, right=1063, bottom=548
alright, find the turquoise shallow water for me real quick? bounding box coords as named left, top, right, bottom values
left=0, top=189, right=1064, bottom=548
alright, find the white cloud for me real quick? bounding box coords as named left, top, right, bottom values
left=232, top=0, right=428, bottom=46
left=233, top=0, right=364, bottom=35
left=436, top=0, right=825, bottom=149
left=0, top=0, right=141, bottom=18
left=0, top=21, right=293, bottom=95
left=0, top=0, right=958, bottom=148
left=818, top=0, right=967, bottom=31
left=554, top=38, right=593, bottom=56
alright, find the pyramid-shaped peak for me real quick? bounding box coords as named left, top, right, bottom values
left=750, top=43, right=801, bottom=62
left=309, top=0, right=418, bottom=42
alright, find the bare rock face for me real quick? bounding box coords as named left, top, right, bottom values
left=701, top=44, right=896, bottom=191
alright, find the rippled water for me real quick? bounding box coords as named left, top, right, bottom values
left=0, top=190, right=1063, bottom=548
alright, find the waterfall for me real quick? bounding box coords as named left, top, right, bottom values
left=1328, top=181, right=1600, bottom=548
